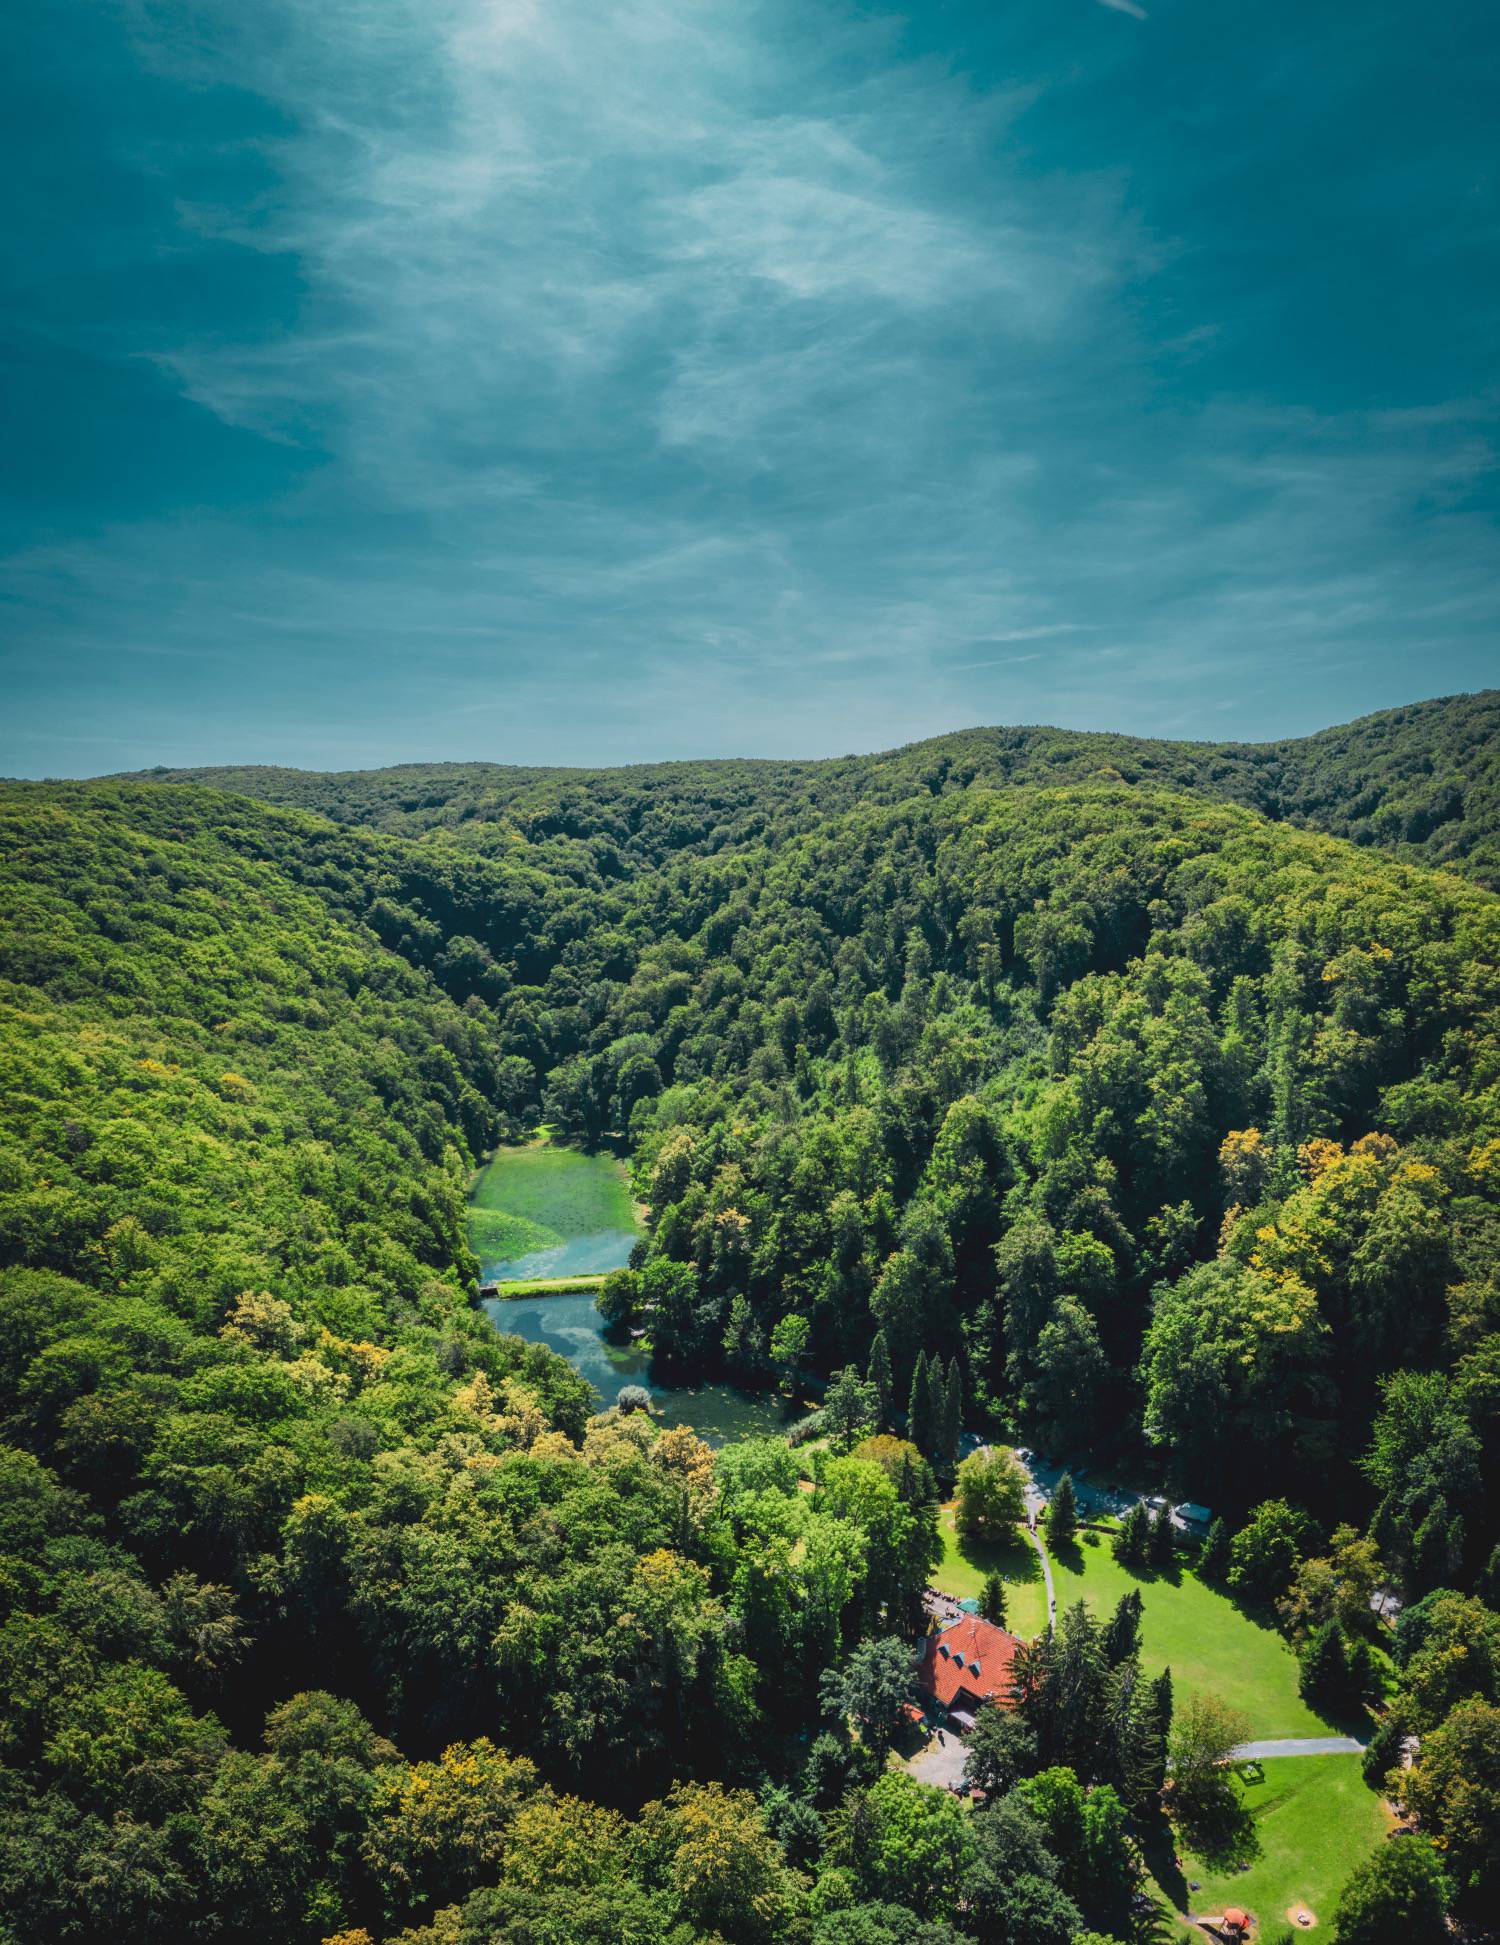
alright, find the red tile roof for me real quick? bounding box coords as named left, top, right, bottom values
left=915, top=1614, right=1021, bottom=1713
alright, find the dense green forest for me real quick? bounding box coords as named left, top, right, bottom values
left=2, top=699, right=1498, bottom=1943
left=126, top=690, right=1500, bottom=890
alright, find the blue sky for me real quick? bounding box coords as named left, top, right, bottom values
left=2, top=0, right=1497, bottom=774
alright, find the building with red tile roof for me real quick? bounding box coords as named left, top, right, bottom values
left=914, top=1614, right=1022, bottom=1731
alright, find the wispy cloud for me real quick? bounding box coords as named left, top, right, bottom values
left=3, top=0, right=1496, bottom=773
left=984, top=625, right=1091, bottom=642
left=1096, top=0, right=1148, bottom=20
left=125, top=0, right=1144, bottom=514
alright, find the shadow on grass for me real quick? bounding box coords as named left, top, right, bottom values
left=1174, top=1782, right=1262, bottom=1874
left=1138, top=1807, right=1190, bottom=1914
left=1098, top=1535, right=1186, bottom=1589
left=955, top=1526, right=1045, bottom=1587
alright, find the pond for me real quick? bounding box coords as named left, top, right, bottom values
left=471, top=1140, right=794, bottom=1446
left=485, top=1232, right=641, bottom=1282
left=469, top=1139, right=640, bottom=1282
left=481, top=1290, right=799, bottom=1447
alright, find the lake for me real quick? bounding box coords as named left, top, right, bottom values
left=468, top=1139, right=640, bottom=1280
left=471, top=1141, right=793, bottom=1445
left=481, top=1291, right=801, bottom=1446
left=483, top=1231, right=642, bottom=1282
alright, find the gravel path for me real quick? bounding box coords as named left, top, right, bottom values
left=1025, top=1518, right=1056, bottom=1624
left=1012, top=1456, right=1057, bottom=1625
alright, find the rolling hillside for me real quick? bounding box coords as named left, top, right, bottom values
left=112, top=690, right=1500, bottom=888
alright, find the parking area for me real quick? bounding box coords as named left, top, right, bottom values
left=905, top=1728, right=969, bottom=1793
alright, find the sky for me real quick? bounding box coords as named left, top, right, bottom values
left=2, top=0, right=1497, bottom=775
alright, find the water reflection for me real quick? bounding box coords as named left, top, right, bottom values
left=481, top=1290, right=797, bottom=1447
left=484, top=1230, right=640, bottom=1282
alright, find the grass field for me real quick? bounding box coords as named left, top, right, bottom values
left=1158, top=1755, right=1389, bottom=1932
left=937, top=1504, right=1051, bottom=1637
left=935, top=1515, right=1333, bottom=1738
left=1050, top=1531, right=1333, bottom=1738
left=468, top=1134, right=639, bottom=1262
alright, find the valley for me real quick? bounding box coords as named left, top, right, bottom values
left=0, top=701, right=1494, bottom=1945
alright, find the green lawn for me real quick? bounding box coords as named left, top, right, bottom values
left=1052, top=1531, right=1334, bottom=1738
left=1158, top=1755, right=1388, bottom=1932
left=468, top=1135, right=639, bottom=1261
left=937, top=1504, right=1051, bottom=1638
left=935, top=1517, right=1334, bottom=1738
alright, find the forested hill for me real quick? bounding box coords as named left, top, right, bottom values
left=1, top=753, right=1498, bottom=1941
left=114, top=688, right=1500, bottom=889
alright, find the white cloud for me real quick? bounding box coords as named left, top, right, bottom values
left=122, top=0, right=1139, bottom=518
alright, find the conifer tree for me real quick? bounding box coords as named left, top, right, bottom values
left=1100, top=1658, right=1158, bottom=1810
left=1299, top=1618, right=1350, bottom=1709
left=1197, top=1517, right=1231, bottom=1582
left=1410, top=1504, right=1464, bottom=1595
left=1103, top=1589, right=1143, bottom=1663
left=1344, top=1631, right=1375, bottom=1710
left=980, top=1570, right=1008, bottom=1628
left=867, top=1330, right=893, bottom=1430
left=1149, top=1502, right=1176, bottom=1568
left=1113, top=1501, right=1150, bottom=1568
left=1150, top=1665, right=1174, bottom=1739
left=1045, top=1473, right=1078, bottom=1549
left=907, top=1349, right=932, bottom=1457
left=1140, top=1664, right=1174, bottom=1802
left=938, top=1357, right=963, bottom=1475
left=927, top=1356, right=948, bottom=1464
left=1037, top=1598, right=1108, bottom=1772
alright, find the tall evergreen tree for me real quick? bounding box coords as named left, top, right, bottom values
left=1150, top=1666, right=1174, bottom=1742
left=1045, top=1474, right=1078, bottom=1549
left=1344, top=1632, right=1375, bottom=1710
left=1149, top=1503, right=1176, bottom=1568
left=1299, top=1618, right=1350, bottom=1710
left=1098, top=1654, right=1145, bottom=1799
left=907, top=1349, right=933, bottom=1457
left=1410, top=1503, right=1464, bottom=1596
left=1045, top=1599, right=1109, bottom=1774
left=1113, top=1501, right=1150, bottom=1568
left=867, top=1329, right=893, bottom=1430
left=980, top=1570, right=1008, bottom=1628
left=1103, top=1589, right=1143, bottom=1663
left=1138, top=1664, right=1174, bottom=1804
left=938, top=1357, right=964, bottom=1475
left=926, top=1356, right=948, bottom=1465
left=1197, top=1517, right=1231, bottom=1582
